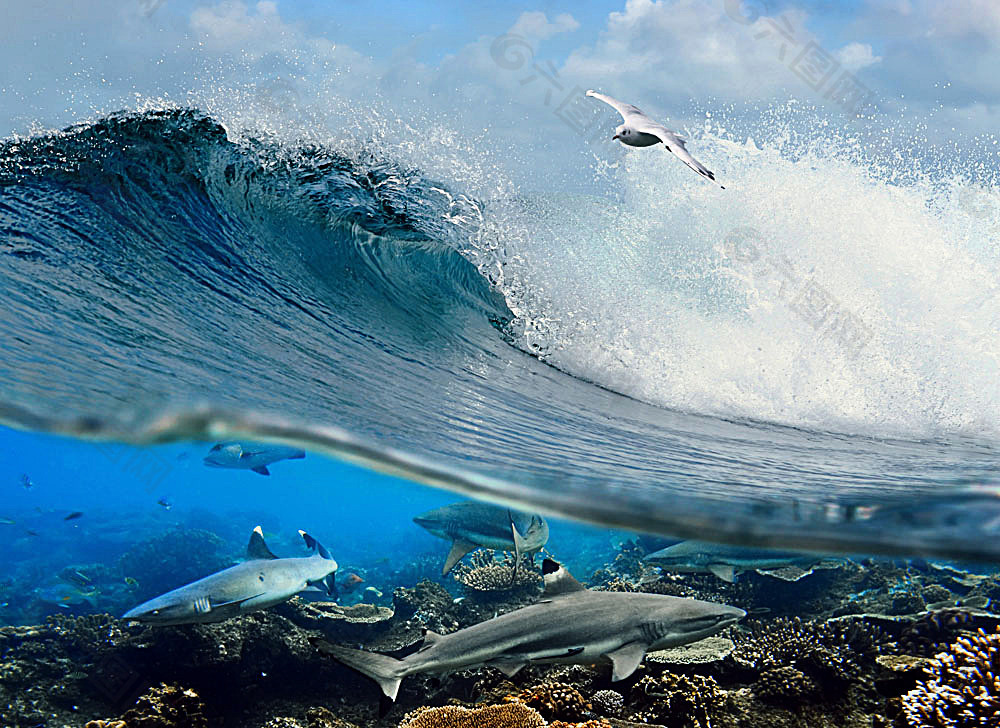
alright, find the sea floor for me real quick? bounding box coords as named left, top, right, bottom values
left=2, top=540, right=998, bottom=728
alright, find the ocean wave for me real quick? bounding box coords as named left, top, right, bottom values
left=1, top=109, right=999, bottom=560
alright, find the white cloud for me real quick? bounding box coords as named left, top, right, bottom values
left=835, top=42, right=881, bottom=72
left=509, top=11, right=580, bottom=41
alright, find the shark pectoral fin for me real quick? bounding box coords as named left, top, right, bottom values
left=757, top=565, right=812, bottom=582
left=251, top=465, right=271, bottom=476
left=247, top=526, right=279, bottom=560
left=606, top=642, right=648, bottom=681
left=708, top=564, right=737, bottom=582
left=442, top=541, right=476, bottom=575
left=491, top=659, right=529, bottom=678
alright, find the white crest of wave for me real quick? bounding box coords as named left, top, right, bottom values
left=499, top=134, right=1000, bottom=439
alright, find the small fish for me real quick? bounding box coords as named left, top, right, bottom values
left=66, top=671, right=88, bottom=680
left=64, top=512, right=84, bottom=521
left=124, top=577, right=139, bottom=587
left=157, top=498, right=172, bottom=510
left=64, top=571, right=92, bottom=587
left=36, top=583, right=99, bottom=607
left=25, top=529, right=39, bottom=537
left=20, top=474, right=33, bottom=490
left=364, top=586, right=383, bottom=599
left=0, top=517, right=15, bottom=526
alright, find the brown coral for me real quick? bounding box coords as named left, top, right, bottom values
left=85, top=683, right=206, bottom=728
left=590, top=689, right=624, bottom=718
left=452, top=551, right=542, bottom=594
left=508, top=681, right=591, bottom=721
left=399, top=703, right=545, bottom=728
left=630, top=672, right=735, bottom=728
left=901, top=626, right=1000, bottom=727
left=754, top=666, right=820, bottom=703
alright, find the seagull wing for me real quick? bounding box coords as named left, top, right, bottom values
left=632, top=120, right=724, bottom=188
left=585, top=90, right=648, bottom=123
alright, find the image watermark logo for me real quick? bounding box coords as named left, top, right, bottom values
left=93, top=442, right=174, bottom=496
left=721, top=226, right=874, bottom=357
left=957, top=186, right=1000, bottom=240
left=725, top=0, right=879, bottom=116
left=489, top=33, right=618, bottom=163
left=138, top=0, right=166, bottom=17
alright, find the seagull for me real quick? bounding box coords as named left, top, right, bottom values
left=586, top=90, right=724, bottom=188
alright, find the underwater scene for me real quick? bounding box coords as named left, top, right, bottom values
left=2, top=427, right=1000, bottom=728
left=3, top=1, right=1000, bottom=727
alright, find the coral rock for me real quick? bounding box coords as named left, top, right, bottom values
left=901, top=626, right=1000, bottom=727
left=590, top=689, right=624, bottom=718
left=452, top=551, right=542, bottom=594
left=399, top=703, right=545, bottom=728
left=754, top=666, right=820, bottom=703
left=508, top=681, right=591, bottom=721
left=87, top=683, right=207, bottom=728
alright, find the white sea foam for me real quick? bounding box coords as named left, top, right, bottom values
left=490, top=124, right=1000, bottom=440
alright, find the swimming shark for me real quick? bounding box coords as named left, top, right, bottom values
left=315, top=559, right=744, bottom=700
left=413, top=501, right=549, bottom=575
left=644, top=540, right=831, bottom=583
left=122, top=527, right=337, bottom=625
left=203, top=442, right=306, bottom=476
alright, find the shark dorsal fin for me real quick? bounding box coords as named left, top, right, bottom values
left=247, top=526, right=278, bottom=560
left=541, top=559, right=586, bottom=597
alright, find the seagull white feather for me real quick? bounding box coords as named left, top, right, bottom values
left=586, top=90, right=724, bottom=188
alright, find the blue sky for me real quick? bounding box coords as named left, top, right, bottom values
left=1, top=1, right=998, bottom=178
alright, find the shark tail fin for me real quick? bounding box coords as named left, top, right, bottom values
left=314, top=640, right=405, bottom=700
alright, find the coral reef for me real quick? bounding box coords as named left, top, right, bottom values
left=452, top=551, right=542, bottom=596
left=754, top=666, right=820, bottom=703
left=731, top=615, right=891, bottom=690
left=901, top=626, right=1000, bottom=727
left=399, top=703, right=545, bottom=728
left=508, top=681, right=591, bottom=722
left=589, top=690, right=624, bottom=718
left=118, top=528, right=231, bottom=603
left=630, top=672, right=736, bottom=728
left=85, top=683, right=207, bottom=728
left=645, top=636, right=735, bottom=665
left=896, top=609, right=981, bottom=657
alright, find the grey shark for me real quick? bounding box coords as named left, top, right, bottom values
left=122, top=527, right=337, bottom=625
left=644, top=540, right=831, bottom=583
left=413, top=501, right=549, bottom=575
left=203, top=441, right=306, bottom=476
left=316, top=559, right=744, bottom=700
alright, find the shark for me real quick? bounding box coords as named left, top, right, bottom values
left=203, top=442, right=306, bottom=476
left=413, top=501, right=549, bottom=575
left=315, top=559, right=744, bottom=700
left=122, top=527, right=337, bottom=625
left=644, top=540, right=832, bottom=583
